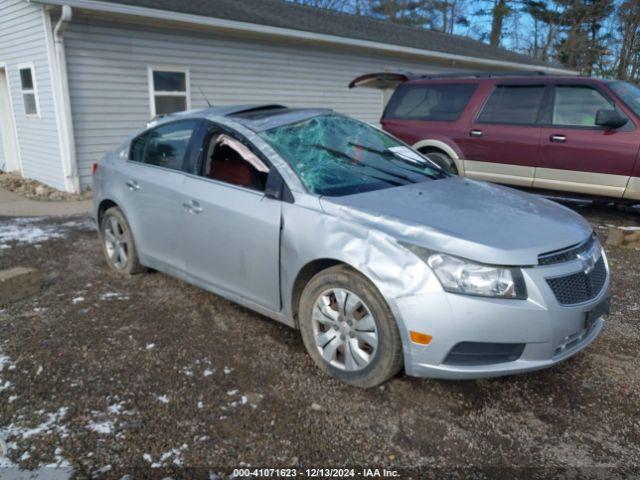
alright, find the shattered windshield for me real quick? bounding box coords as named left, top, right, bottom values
left=258, top=114, right=446, bottom=196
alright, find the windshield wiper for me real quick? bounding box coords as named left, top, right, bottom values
left=307, top=144, right=405, bottom=186
left=347, top=142, right=446, bottom=179
left=309, top=144, right=418, bottom=184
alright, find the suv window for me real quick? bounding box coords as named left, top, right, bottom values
left=552, top=85, right=614, bottom=127
left=478, top=85, right=546, bottom=125
left=384, top=83, right=477, bottom=121
left=140, top=120, right=199, bottom=170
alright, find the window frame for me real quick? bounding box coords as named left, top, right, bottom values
left=147, top=65, right=191, bottom=118
left=17, top=63, right=40, bottom=118
left=475, top=83, right=548, bottom=126
left=186, top=121, right=278, bottom=196
left=545, top=83, right=635, bottom=131
left=127, top=118, right=202, bottom=173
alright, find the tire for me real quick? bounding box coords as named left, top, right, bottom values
left=422, top=150, right=458, bottom=174
left=298, top=265, right=403, bottom=388
left=99, top=207, right=145, bottom=275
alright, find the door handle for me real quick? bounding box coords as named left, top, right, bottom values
left=550, top=134, right=567, bottom=143
left=125, top=180, right=139, bottom=191
left=469, top=129, right=483, bottom=138
left=183, top=200, right=203, bottom=214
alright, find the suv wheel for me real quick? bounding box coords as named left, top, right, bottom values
left=422, top=150, right=458, bottom=174
left=298, top=265, right=403, bottom=388
left=100, top=207, right=145, bottom=275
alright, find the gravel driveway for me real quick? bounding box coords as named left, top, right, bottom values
left=0, top=206, right=638, bottom=478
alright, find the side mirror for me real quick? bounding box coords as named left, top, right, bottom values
left=595, top=109, right=628, bottom=129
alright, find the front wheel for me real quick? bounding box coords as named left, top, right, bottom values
left=422, top=150, right=458, bottom=174
left=298, top=265, right=403, bottom=388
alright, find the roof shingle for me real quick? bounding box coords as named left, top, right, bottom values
left=97, top=0, right=557, bottom=68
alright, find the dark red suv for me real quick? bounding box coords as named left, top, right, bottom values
left=350, top=72, right=640, bottom=202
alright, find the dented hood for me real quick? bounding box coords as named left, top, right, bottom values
left=320, top=177, right=592, bottom=266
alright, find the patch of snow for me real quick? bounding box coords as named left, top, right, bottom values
left=203, top=368, right=214, bottom=377
left=223, top=366, right=232, bottom=375
left=94, top=465, right=112, bottom=474
left=71, top=297, right=84, bottom=304
left=0, top=356, right=13, bottom=372
left=155, top=395, right=170, bottom=404
left=143, top=453, right=153, bottom=463
left=0, top=217, right=93, bottom=248
left=0, top=381, right=12, bottom=392
left=86, top=420, right=114, bottom=435
left=197, top=401, right=204, bottom=409
left=108, top=403, right=124, bottom=415
left=619, top=226, right=640, bottom=231
left=227, top=389, right=238, bottom=396
left=145, top=343, right=155, bottom=350
left=20, top=407, right=68, bottom=439
left=8, top=395, right=18, bottom=403
left=100, top=292, right=129, bottom=301
left=36, top=366, right=43, bottom=376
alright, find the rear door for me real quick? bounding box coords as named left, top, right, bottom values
left=181, top=123, right=282, bottom=311
left=119, top=119, right=200, bottom=271
left=461, top=83, right=548, bottom=187
left=535, top=82, right=639, bottom=198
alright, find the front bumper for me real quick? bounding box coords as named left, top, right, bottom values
left=389, top=252, right=610, bottom=380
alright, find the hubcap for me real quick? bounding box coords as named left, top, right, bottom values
left=312, top=288, right=378, bottom=372
left=103, top=216, right=128, bottom=270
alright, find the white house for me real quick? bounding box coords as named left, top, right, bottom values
left=0, top=0, right=573, bottom=192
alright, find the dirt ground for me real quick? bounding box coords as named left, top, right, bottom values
left=0, top=205, right=638, bottom=479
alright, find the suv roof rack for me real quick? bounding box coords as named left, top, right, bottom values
left=349, top=70, right=551, bottom=89
left=409, top=70, right=548, bottom=80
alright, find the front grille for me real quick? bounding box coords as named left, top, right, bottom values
left=538, top=235, right=596, bottom=266
left=546, top=256, right=607, bottom=305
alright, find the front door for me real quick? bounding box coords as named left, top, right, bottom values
left=0, top=68, right=20, bottom=172
left=461, top=84, right=547, bottom=187
left=535, top=84, right=640, bottom=198
left=182, top=127, right=282, bottom=311
left=120, top=119, right=200, bottom=272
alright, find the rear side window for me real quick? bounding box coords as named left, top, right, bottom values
left=477, top=85, right=546, bottom=125
left=129, top=133, right=148, bottom=162
left=384, top=83, right=477, bottom=121
left=134, top=120, right=199, bottom=171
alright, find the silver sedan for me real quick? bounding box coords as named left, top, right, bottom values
left=93, top=105, right=610, bottom=388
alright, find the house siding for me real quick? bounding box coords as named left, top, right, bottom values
left=64, top=17, right=470, bottom=188
left=0, top=118, right=4, bottom=171
left=0, top=0, right=65, bottom=189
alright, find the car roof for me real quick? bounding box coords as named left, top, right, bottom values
left=149, top=104, right=333, bottom=131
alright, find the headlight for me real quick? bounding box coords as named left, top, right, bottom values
left=403, top=244, right=527, bottom=299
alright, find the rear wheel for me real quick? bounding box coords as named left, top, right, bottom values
left=100, top=207, right=145, bottom=275
left=298, top=265, right=403, bottom=388
left=421, top=150, right=458, bottom=174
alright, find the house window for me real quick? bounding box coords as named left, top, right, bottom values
left=18, top=65, right=39, bottom=117
left=149, top=67, right=190, bottom=117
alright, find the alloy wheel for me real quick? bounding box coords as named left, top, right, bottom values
left=103, top=216, right=129, bottom=270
